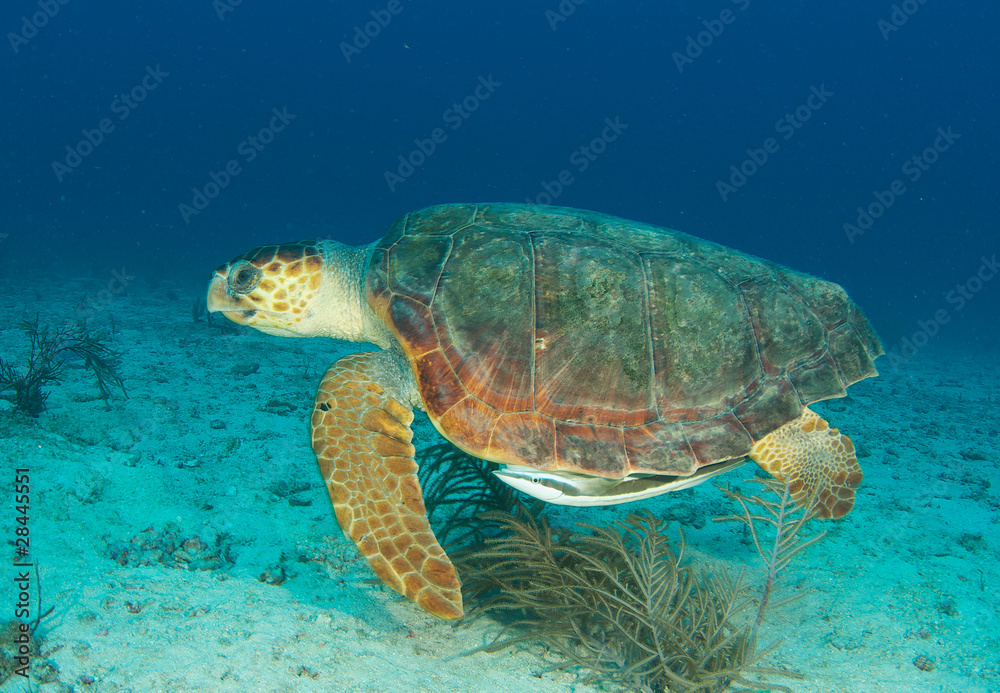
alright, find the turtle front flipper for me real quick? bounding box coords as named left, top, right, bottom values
left=749, top=407, right=863, bottom=519
left=311, top=352, right=463, bottom=619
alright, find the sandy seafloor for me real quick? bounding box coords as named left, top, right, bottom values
left=0, top=272, right=997, bottom=693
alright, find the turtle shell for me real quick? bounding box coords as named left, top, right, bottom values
left=365, top=203, right=882, bottom=479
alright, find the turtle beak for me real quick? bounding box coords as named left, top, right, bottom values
left=206, top=274, right=257, bottom=324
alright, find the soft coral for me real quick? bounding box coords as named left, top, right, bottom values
left=0, top=317, right=126, bottom=416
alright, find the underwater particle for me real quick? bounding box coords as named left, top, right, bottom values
left=913, top=655, right=936, bottom=672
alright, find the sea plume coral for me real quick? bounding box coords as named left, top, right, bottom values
left=458, top=507, right=768, bottom=692
left=0, top=318, right=126, bottom=416
left=418, top=444, right=826, bottom=692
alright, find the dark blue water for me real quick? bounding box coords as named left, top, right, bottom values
left=2, top=1, right=997, bottom=355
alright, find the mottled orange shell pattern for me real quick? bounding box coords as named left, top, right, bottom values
left=366, top=204, right=882, bottom=479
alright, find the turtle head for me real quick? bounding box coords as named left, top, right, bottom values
left=207, top=239, right=390, bottom=345
left=207, top=241, right=330, bottom=338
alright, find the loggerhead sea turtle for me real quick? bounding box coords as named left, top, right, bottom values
left=207, top=203, right=882, bottom=620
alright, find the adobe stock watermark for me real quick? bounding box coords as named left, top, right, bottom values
left=878, top=0, right=930, bottom=41
left=213, top=0, right=244, bottom=21
left=7, top=0, right=70, bottom=53
left=340, top=0, right=407, bottom=63
left=672, top=0, right=751, bottom=73
left=843, top=126, right=959, bottom=244
left=383, top=75, right=501, bottom=192
left=76, top=268, right=135, bottom=322
left=51, top=65, right=169, bottom=182
left=884, top=254, right=997, bottom=370
left=524, top=116, right=628, bottom=205
left=545, top=0, right=586, bottom=31
left=716, top=84, right=832, bottom=202
left=178, top=107, right=296, bottom=224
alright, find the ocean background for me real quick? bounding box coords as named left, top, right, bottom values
left=3, top=0, right=998, bottom=348
left=1, top=2, right=998, bottom=692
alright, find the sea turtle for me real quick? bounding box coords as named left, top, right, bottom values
left=207, top=203, right=881, bottom=620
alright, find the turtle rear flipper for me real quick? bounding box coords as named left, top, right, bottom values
left=749, top=407, right=863, bottom=519
left=312, top=352, right=463, bottom=619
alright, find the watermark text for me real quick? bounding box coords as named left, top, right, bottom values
left=179, top=107, right=295, bottom=223
left=51, top=65, right=169, bottom=182
left=716, top=84, right=832, bottom=201
left=384, top=75, right=500, bottom=192
left=843, top=126, right=959, bottom=244
left=525, top=117, right=628, bottom=205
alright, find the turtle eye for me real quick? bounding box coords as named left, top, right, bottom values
left=229, top=261, right=262, bottom=294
